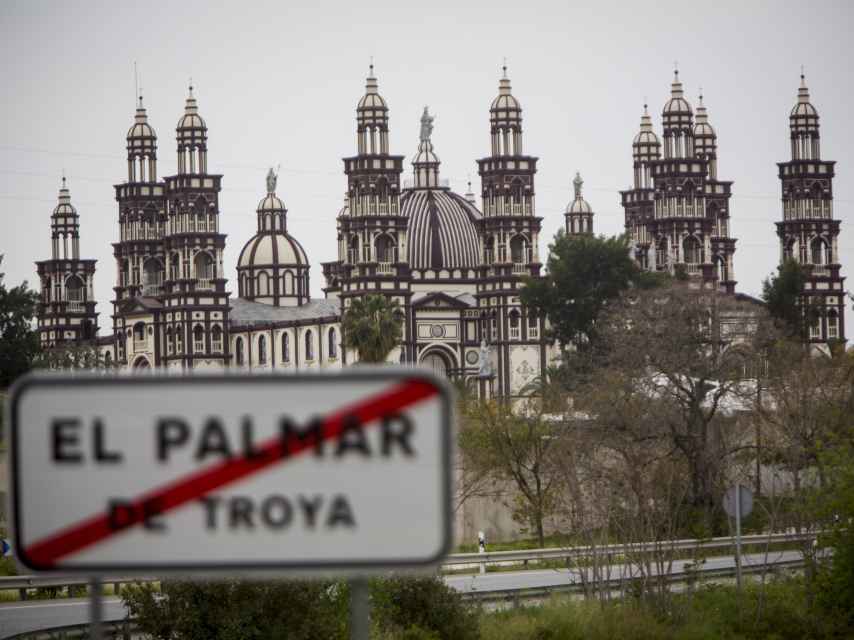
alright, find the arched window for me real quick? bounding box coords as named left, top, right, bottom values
left=194, top=252, right=215, bottom=281
left=104, top=351, right=112, bottom=367
left=683, top=236, right=703, bottom=269
left=257, top=271, right=270, bottom=296
left=528, top=310, right=540, bottom=340
left=305, top=330, right=314, bottom=361
left=828, top=309, right=839, bottom=339
left=284, top=271, right=294, bottom=295
left=509, top=310, right=520, bottom=340
left=166, top=327, right=174, bottom=355
left=328, top=328, right=337, bottom=358
left=281, top=332, right=290, bottom=363
left=65, top=275, right=84, bottom=306
left=235, top=337, right=244, bottom=365
left=510, top=235, right=528, bottom=265
left=714, top=256, right=728, bottom=282
left=211, top=325, right=223, bottom=353
left=784, top=238, right=797, bottom=262
left=258, top=334, right=267, bottom=365
left=375, top=234, right=395, bottom=264
left=193, top=324, right=205, bottom=353
left=810, top=237, right=828, bottom=266
left=142, top=258, right=163, bottom=295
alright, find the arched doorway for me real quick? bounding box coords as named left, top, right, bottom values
left=420, top=350, right=454, bottom=378
left=132, top=356, right=151, bottom=370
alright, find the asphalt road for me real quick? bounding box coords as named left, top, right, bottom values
left=0, top=551, right=801, bottom=638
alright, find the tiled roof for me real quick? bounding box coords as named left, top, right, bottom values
left=229, top=297, right=340, bottom=328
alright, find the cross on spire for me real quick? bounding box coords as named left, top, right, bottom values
left=502, top=57, right=507, bottom=79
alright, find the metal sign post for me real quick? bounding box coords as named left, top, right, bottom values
left=89, top=576, right=103, bottom=640
left=723, top=483, right=753, bottom=591
left=349, top=577, right=370, bottom=640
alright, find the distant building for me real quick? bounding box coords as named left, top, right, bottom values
left=36, top=67, right=567, bottom=397
left=776, top=74, right=846, bottom=346
left=35, top=177, right=99, bottom=348
left=621, top=70, right=737, bottom=293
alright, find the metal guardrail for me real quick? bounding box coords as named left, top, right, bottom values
left=443, top=531, right=815, bottom=567
left=0, top=531, right=815, bottom=597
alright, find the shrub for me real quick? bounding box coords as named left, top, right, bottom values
left=372, top=574, right=479, bottom=640
left=124, top=579, right=348, bottom=640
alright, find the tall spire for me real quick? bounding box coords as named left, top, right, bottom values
left=798, top=70, right=810, bottom=103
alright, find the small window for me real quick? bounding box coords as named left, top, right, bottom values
left=328, top=328, right=337, bottom=359
left=259, top=335, right=267, bottom=365
left=194, top=324, right=205, bottom=353
left=305, top=330, right=314, bottom=361
left=235, top=337, right=244, bottom=365
left=281, top=332, right=290, bottom=363
left=211, top=325, right=223, bottom=353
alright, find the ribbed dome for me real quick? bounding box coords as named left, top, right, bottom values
left=238, top=233, right=308, bottom=268
left=663, top=70, right=693, bottom=115
left=177, top=87, right=207, bottom=131
left=52, top=178, right=77, bottom=217
left=633, top=104, right=661, bottom=146
left=257, top=193, right=286, bottom=212
left=490, top=66, right=523, bottom=128
left=402, top=189, right=482, bottom=270
left=566, top=172, right=593, bottom=214
left=127, top=97, right=157, bottom=141
left=791, top=75, right=819, bottom=119
left=356, top=65, right=388, bottom=130
left=693, top=95, right=716, bottom=138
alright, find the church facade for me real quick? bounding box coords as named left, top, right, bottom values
left=36, top=67, right=576, bottom=397
left=35, top=68, right=847, bottom=387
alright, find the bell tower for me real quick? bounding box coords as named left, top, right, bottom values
left=162, top=85, right=230, bottom=368
left=36, top=177, right=99, bottom=347
left=334, top=65, right=411, bottom=363
left=476, top=65, right=544, bottom=397
left=776, top=74, right=846, bottom=344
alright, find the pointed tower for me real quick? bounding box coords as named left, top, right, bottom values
left=776, top=74, right=846, bottom=345
left=36, top=177, right=99, bottom=347
left=621, top=104, right=660, bottom=269
left=565, top=172, right=594, bottom=235
left=112, top=93, right=168, bottom=366
left=333, top=64, right=411, bottom=363
left=694, top=93, right=737, bottom=292
left=476, top=64, right=544, bottom=397
left=623, top=75, right=737, bottom=291
left=161, top=84, right=230, bottom=368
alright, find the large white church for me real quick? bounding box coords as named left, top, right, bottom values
left=34, top=68, right=846, bottom=395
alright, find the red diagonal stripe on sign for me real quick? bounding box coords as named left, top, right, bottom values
left=24, top=377, right=440, bottom=568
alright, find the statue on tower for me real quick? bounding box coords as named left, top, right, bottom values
left=419, top=106, right=434, bottom=143
left=573, top=171, right=583, bottom=199
left=266, top=167, right=277, bottom=194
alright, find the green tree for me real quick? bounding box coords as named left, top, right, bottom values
left=458, top=397, right=561, bottom=547
left=520, top=231, right=661, bottom=352
left=761, top=258, right=812, bottom=339
left=0, top=256, right=41, bottom=387
left=342, top=294, right=403, bottom=363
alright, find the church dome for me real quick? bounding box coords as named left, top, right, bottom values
left=663, top=70, right=693, bottom=116
left=239, top=173, right=308, bottom=270
left=176, top=86, right=207, bottom=132
left=566, top=172, right=593, bottom=214
left=127, top=96, right=156, bottom=141
left=693, top=94, right=716, bottom=138
left=52, top=177, right=78, bottom=218
left=238, top=233, right=308, bottom=269
left=791, top=74, right=819, bottom=119
left=257, top=193, right=286, bottom=212
left=402, top=189, right=482, bottom=271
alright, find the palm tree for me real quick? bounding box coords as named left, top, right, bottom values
left=342, top=294, right=403, bottom=363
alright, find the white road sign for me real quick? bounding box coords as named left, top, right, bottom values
left=8, top=370, right=452, bottom=572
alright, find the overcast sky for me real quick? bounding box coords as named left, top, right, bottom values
left=2, top=0, right=852, bottom=339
